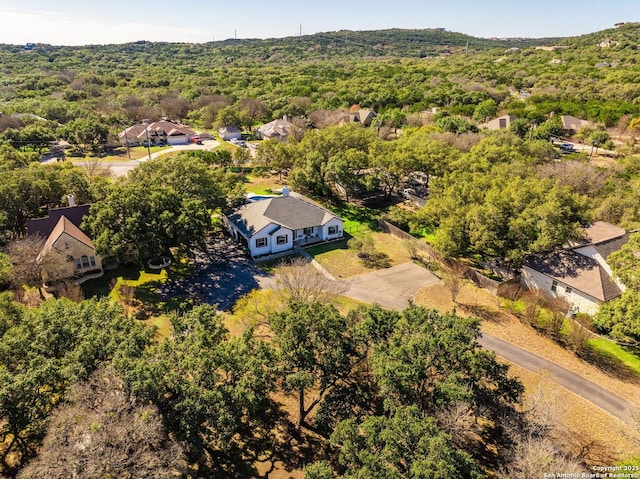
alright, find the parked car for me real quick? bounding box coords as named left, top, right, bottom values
left=559, top=142, right=575, bottom=153
left=191, top=136, right=203, bottom=145
left=230, top=138, right=247, bottom=147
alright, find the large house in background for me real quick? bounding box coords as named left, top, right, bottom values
left=520, top=222, right=629, bottom=314
left=256, top=118, right=297, bottom=142
left=224, top=189, right=344, bottom=258
left=118, top=120, right=198, bottom=146
left=27, top=201, right=103, bottom=284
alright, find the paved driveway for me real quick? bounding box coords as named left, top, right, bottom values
left=343, top=262, right=440, bottom=310
left=157, top=234, right=270, bottom=311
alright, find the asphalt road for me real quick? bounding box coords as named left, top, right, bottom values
left=334, top=261, right=635, bottom=423
left=477, top=334, right=633, bottom=422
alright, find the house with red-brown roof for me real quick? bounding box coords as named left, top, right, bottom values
left=27, top=204, right=103, bottom=284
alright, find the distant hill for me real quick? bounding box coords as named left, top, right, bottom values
left=0, top=28, right=561, bottom=62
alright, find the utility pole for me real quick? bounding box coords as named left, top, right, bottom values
left=235, top=29, right=237, bottom=39
left=300, top=24, right=302, bottom=38
left=123, top=123, right=131, bottom=160
left=145, top=127, right=152, bottom=161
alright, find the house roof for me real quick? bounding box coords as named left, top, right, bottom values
left=560, top=115, right=593, bottom=131
left=524, top=249, right=622, bottom=302
left=567, top=221, right=628, bottom=251
left=257, top=119, right=296, bottom=140
left=41, top=215, right=95, bottom=254
left=581, top=221, right=627, bottom=245
left=218, top=126, right=241, bottom=134
left=481, top=115, right=517, bottom=130
left=118, top=120, right=195, bottom=140
left=27, top=205, right=91, bottom=238
left=227, top=196, right=341, bottom=238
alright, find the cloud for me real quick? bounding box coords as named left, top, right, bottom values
left=0, top=7, right=213, bottom=45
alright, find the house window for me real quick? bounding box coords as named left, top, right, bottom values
left=255, top=238, right=267, bottom=248
left=551, top=280, right=558, bottom=292
left=81, top=255, right=90, bottom=268
left=565, top=286, right=572, bottom=295
left=328, top=225, right=339, bottom=235
left=276, top=235, right=288, bottom=245
left=64, top=241, right=70, bottom=250
left=90, top=256, right=96, bottom=267
left=303, top=227, right=313, bottom=236
left=75, top=258, right=82, bottom=269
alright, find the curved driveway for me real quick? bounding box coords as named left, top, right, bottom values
left=336, top=262, right=634, bottom=423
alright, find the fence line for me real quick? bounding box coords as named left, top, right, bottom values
left=378, top=219, right=514, bottom=296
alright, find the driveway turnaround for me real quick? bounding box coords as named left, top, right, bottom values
left=342, top=261, right=440, bottom=310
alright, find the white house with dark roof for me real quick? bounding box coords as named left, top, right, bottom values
left=520, top=222, right=628, bottom=314
left=223, top=190, right=344, bottom=258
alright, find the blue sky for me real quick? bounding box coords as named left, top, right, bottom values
left=0, top=0, right=636, bottom=45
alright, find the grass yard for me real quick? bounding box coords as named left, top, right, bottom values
left=70, top=145, right=170, bottom=163
left=588, top=338, right=640, bottom=376
left=306, top=231, right=412, bottom=279
left=244, top=173, right=283, bottom=195
left=80, top=255, right=197, bottom=339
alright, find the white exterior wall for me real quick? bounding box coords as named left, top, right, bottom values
left=520, top=266, right=601, bottom=315
left=269, top=226, right=294, bottom=255
left=167, top=135, right=189, bottom=145
left=248, top=224, right=277, bottom=257
left=294, top=226, right=320, bottom=242
left=50, top=232, right=103, bottom=279
left=322, top=217, right=344, bottom=241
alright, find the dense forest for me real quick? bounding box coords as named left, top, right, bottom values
left=1, top=23, right=640, bottom=478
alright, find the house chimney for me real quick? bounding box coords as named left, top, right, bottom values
left=282, top=115, right=288, bottom=122
left=66, top=194, right=76, bottom=207
left=282, top=186, right=290, bottom=197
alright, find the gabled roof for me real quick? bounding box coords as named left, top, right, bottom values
left=257, top=119, right=296, bottom=140
left=227, top=196, right=341, bottom=238
left=560, top=115, right=594, bottom=131
left=218, top=126, right=242, bottom=134
left=27, top=205, right=91, bottom=238
left=524, top=249, right=622, bottom=302
left=118, top=120, right=195, bottom=140
left=580, top=221, right=627, bottom=246
left=41, top=216, right=95, bottom=254
left=481, top=115, right=517, bottom=130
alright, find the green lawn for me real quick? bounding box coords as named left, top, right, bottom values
left=588, top=338, right=640, bottom=376
left=70, top=145, right=170, bottom=163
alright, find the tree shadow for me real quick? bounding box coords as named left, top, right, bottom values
left=580, top=347, right=640, bottom=383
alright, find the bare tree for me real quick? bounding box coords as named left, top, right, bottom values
left=18, top=368, right=187, bottom=479
left=275, top=257, right=347, bottom=305
left=5, top=236, right=69, bottom=298
left=441, top=261, right=467, bottom=303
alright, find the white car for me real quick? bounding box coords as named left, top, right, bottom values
left=230, top=138, right=247, bottom=147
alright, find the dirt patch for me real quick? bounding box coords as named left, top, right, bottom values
left=508, top=364, right=640, bottom=465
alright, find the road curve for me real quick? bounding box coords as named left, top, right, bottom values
left=478, top=333, right=633, bottom=422
left=329, top=262, right=635, bottom=423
